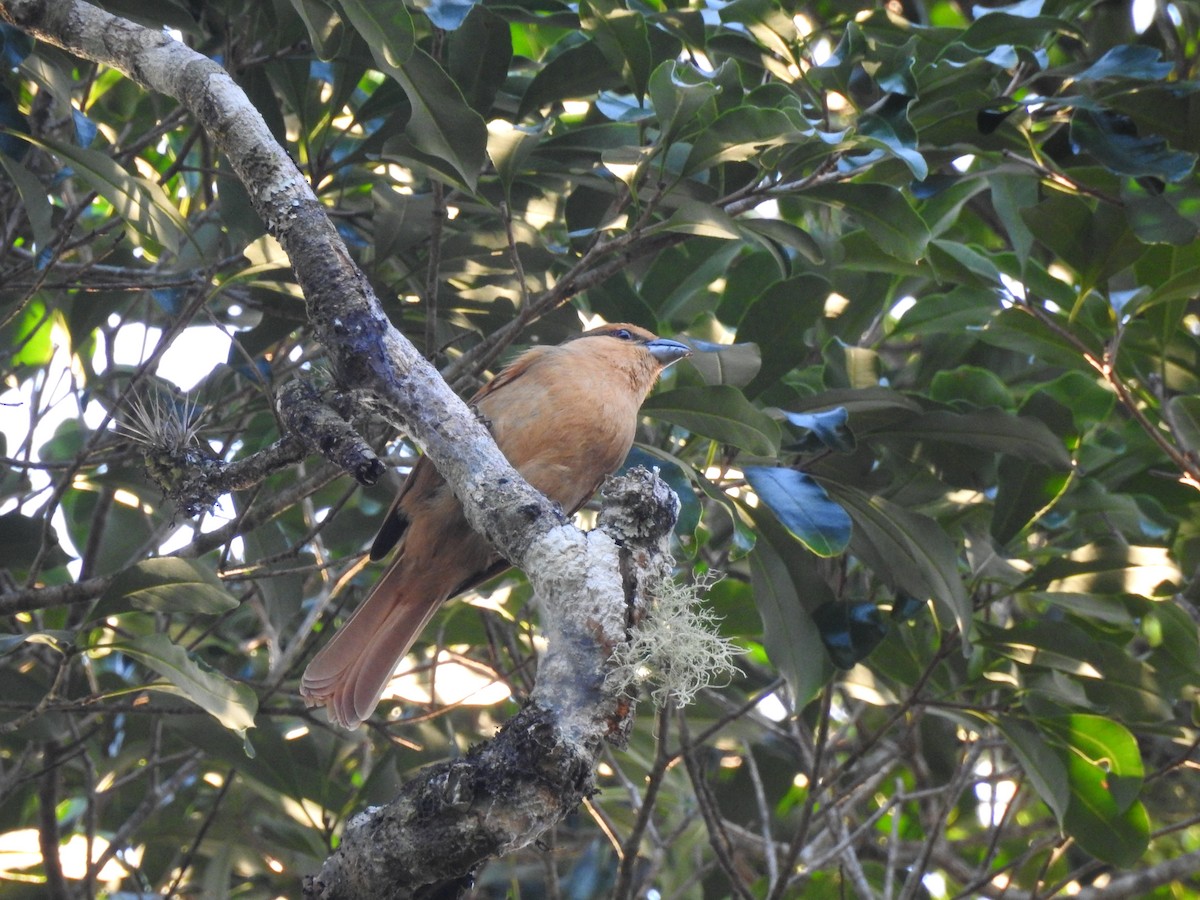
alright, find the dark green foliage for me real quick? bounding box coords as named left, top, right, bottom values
left=4, top=0, right=1200, bottom=896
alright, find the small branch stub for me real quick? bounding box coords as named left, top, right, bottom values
left=277, top=380, right=385, bottom=486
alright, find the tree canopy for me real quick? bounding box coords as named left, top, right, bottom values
left=2, top=0, right=1200, bottom=896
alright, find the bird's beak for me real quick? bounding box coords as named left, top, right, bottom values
left=646, top=338, right=692, bottom=366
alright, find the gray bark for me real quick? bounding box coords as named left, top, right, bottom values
left=0, top=2, right=677, bottom=894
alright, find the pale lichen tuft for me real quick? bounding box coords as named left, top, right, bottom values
left=606, top=570, right=742, bottom=708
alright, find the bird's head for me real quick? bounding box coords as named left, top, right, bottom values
left=563, top=322, right=691, bottom=399
left=576, top=323, right=691, bottom=367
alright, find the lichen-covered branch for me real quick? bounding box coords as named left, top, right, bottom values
left=0, top=2, right=683, bottom=894
left=0, top=0, right=553, bottom=567
left=305, top=469, right=678, bottom=899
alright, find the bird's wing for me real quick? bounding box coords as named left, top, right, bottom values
left=370, top=346, right=554, bottom=560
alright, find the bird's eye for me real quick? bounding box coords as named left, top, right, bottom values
left=612, top=328, right=632, bottom=340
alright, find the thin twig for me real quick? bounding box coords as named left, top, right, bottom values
left=613, top=704, right=673, bottom=899
left=678, top=713, right=756, bottom=900
left=767, top=684, right=834, bottom=900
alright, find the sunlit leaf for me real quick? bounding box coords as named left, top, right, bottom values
left=744, top=467, right=851, bottom=557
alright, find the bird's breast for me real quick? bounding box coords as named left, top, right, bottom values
left=480, top=365, right=643, bottom=511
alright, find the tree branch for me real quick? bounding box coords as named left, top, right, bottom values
left=305, top=469, right=679, bottom=898
left=0, top=3, right=682, bottom=894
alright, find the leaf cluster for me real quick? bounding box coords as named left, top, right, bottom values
left=3, top=0, right=1200, bottom=896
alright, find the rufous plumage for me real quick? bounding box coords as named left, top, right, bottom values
left=300, top=323, right=690, bottom=728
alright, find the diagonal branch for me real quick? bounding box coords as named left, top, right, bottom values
left=0, top=2, right=681, bottom=895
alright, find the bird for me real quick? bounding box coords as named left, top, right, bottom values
left=300, top=322, right=692, bottom=729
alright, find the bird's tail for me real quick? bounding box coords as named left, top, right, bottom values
left=300, top=560, right=446, bottom=729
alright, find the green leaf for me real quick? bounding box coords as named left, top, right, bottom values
left=718, top=0, right=799, bottom=61
left=683, top=340, right=762, bottom=388
left=995, top=716, right=1070, bottom=825
left=0, top=155, right=54, bottom=252
left=802, top=183, right=929, bottom=262
left=880, top=409, right=1072, bottom=468
left=989, top=173, right=1037, bottom=268
left=739, top=218, right=824, bottom=266
left=930, top=366, right=1012, bottom=410
left=1046, top=715, right=1151, bottom=866
left=1075, top=45, right=1173, bottom=82
left=648, top=58, right=722, bottom=141
left=288, top=0, right=347, bottom=59
left=643, top=385, right=781, bottom=455
left=992, top=454, right=1071, bottom=545
left=651, top=198, right=744, bottom=240
left=1123, top=189, right=1198, bottom=246
left=1043, top=714, right=1143, bottom=812
left=0, top=509, right=60, bottom=568
left=13, top=132, right=189, bottom=252
left=744, top=467, right=851, bottom=557
left=928, top=239, right=1002, bottom=287
left=519, top=39, right=620, bottom=120
left=1142, top=600, right=1200, bottom=693
left=979, top=619, right=1174, bottom=723
left=487, top=120, right=546, bottom=199
left=447, top=6, right=512, bottom=116
left=683, top=105, right=807, bottom=175
left=811, top=601, right=887, bottom=668
left=1166, top=396, right=1200, bottom=454
left=1025, top=544, right=1179, bottom=597
left=642, top=239, right=743, bottom=322
left=579, top=0, right=652, bottom=101
left=1019, top=591, right=1135, bottom=627
left=823, top=339, right=879, bottom=390
left=825, top=484, right=971, bottom=637
left=1070, top=109, right=1196, bottom=183
left=0, top=630, right=74, bottom=656
left=339, top=0, right=414, bottom=67
left=855, top=95, right=927, bottom=181
left=104, top=633, right=257, bottom=735
left=957, top=4, right=1079, bottom=52
left=747, top=519, right=833, bottom=705
left=374, top=47, right=487, bottom=191
left=91, top=557, right=239, bottom=620
left=736, top=274, right=829, bottom=396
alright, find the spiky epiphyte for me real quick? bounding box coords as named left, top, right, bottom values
left=606, top=570, right=742, bottom=708
left=120, top=391, right=207, bottom=453
left=120, top=391, right=221, bottom=515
